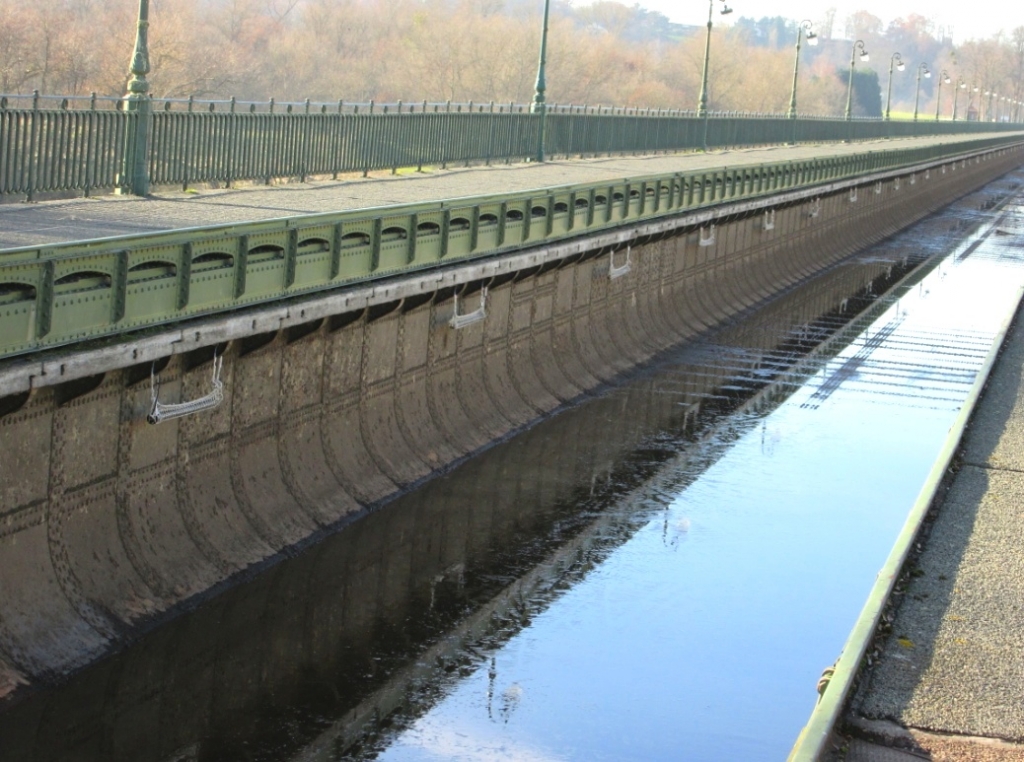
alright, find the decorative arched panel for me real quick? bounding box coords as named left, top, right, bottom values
left=54, top=271, right=112, bottom=294
left=128, top=260, right=177, bottom=283
left=297, top=237, right=331, bottom=255
left=191, top=252, right=234, bottom=271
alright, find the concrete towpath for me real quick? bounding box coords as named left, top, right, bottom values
left=839, top=296, right=1024, bottom=760
left=1, top=133, right=1019, bottom=251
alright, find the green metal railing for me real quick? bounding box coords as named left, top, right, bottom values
left=1, top=93, right=1021, bottom=199
left=0, top=95, right=130, bottom=199
left=1, top=135, right=1021, bottom=361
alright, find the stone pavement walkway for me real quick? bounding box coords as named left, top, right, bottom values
left=1, top=133, right=1018, bottom=251
left=841, top=299, right=1024, bottom=760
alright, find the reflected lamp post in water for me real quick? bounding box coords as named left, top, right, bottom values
left=934, top=70, right=951, bottom=120
left=884, top=52, right=905, bottom=121
left=697, top=0, right=733, bottom=150
left=844, top=40, right=869, bottom=121
left=912, top=63, right=931, bottom=122
left=951, top=77, right=966, bottom=121
left=787, top=20, right=818, bottom=119
left=532, top=0, right=552, bottom=162
left=984, top=90, right=996, bottom=121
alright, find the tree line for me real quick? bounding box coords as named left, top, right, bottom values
left=1, top=0, right=1021, bottom=119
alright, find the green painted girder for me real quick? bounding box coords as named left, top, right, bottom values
left=0, top=135, right=1020, bottom=361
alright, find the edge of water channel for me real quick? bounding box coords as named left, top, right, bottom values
left=787, top=199, right=1024, bottom=762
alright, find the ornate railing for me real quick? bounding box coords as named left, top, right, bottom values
left=1, top=92, right=1020, bottom=200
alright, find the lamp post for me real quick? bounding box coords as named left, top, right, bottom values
left=532, top=0, right=551, bottom=162
left=967, top=84, right=980, bottom=120
left=934, top=70, right=951, bottom=120
left=984, top=90, right=995, bottom=121
left=787, top=20, right=818, bottom=119
left=884, top=52, right=905, bottom=121
left=912, top=62, right=931, bottom=122
left=698, top=0, right=733, bottom=150
left=119, top=0, right=151, bottom=196
left=951, top=77, right=966, bottom=121
left=844, top=40, right=869, bottom=121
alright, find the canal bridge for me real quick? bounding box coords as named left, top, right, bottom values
left=1, top=110, right=1024, bottom=755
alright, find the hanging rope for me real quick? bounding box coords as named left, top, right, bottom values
left=147, top=351, right=224, bottom=424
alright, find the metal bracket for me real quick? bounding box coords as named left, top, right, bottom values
left=148, top=352, right=224, bottom=424
left=849, top=188, right=858, bottom=203
left=450, top=287, right=488, bottom=329
left=875, top=181, right=883, bottom=194
left=909, top=174, right=916, bottom=185
left=763, top=209, right=776, bottom=231
left=699, top=225, right=716, bottom=247
left=894, top=177, right=901, bottom=190
left=609, top=245, right=632, bottom=280
left=808, top=198, right=821, bottom=218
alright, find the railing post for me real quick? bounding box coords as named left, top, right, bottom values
left=26, top=90, right=39, bottom=201
left=118, top=0, right=152, bottom=196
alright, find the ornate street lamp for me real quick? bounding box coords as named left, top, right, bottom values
left=984, top=90, right=996, bottom=121
left=787, top=20, right=818, bottom=119
left=912, top=62, right=931, bottom=122
left=532, top=0, right=552, bottom=162
left=698, top=0, right=733, bottom=150
left=951, top=77, right=966, bottom=121
left=967, top=84, right=980, bottom=120
left=844, top=40, right=869, bottom=121
left=934, top=70, right=951, bottom=120
left=120, top=0, right=151, bottom=195
left=884, top=52, right=905, bottom=121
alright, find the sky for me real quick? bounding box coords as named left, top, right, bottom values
left=617, top=0, right=1022, bottom=44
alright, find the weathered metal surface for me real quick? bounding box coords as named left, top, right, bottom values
left=1, top=136, right=1021, bottom=362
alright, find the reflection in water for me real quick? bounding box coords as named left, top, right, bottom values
left=2, top=175, right=1023, bottom=762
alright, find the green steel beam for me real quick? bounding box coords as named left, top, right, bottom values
left=0, top=136, right=1021, bottom=361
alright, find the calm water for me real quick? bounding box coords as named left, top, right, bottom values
left=354, top=199, right=1024, bottom=762
left=2, top=179, right=1023, bottom=762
